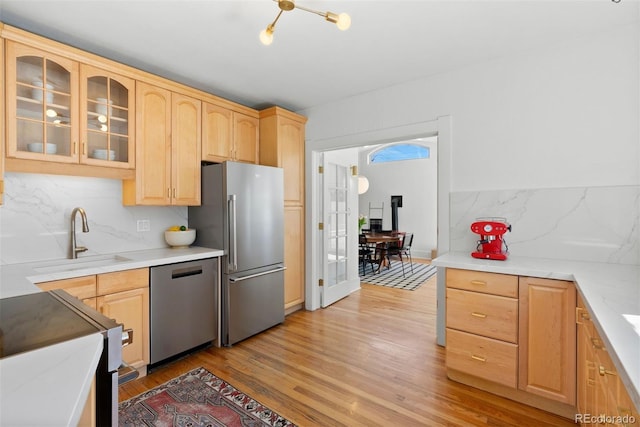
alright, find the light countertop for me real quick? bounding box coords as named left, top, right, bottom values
left=0, top=246, right=224, bottom=425
left=432, top=251, right=640, bottom=411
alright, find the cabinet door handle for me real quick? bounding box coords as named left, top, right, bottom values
left=73, top=141, right=77, bottom=155
left=591, top=338, right=604, bottom=350
left=471, top=355, right=486, bottom=362
left=81, top=142, right=86, bottom=155
left=598, top=365, right=616, bottom=377
left=471, top=312, right=487, bottom=318
left=470, top=280, right=487, bottom=286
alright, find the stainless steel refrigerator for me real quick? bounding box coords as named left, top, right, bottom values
left=189, top=161, right=285, bottom=346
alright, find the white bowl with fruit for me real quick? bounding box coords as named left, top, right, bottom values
left=164, top=226, right=196, bottom=248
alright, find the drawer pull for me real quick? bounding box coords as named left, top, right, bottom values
left=470, top=280, right=487, bottom=286
left=471, top=355, right=486, bottom=362
left=471, top=312, right=487, bottom=318
left=598, top=365, right=617, bottom=377
left=576, top=307, right=591, bottom=324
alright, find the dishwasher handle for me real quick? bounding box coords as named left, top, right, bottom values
left=229, top=266, right=286, bottom=283
left=171, top=266, right=203, bottom=280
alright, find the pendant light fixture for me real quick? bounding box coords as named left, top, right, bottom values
left=260, top=0, right=351, bottom=45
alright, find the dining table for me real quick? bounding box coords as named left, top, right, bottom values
left=363, top=233, right=402, bottom=273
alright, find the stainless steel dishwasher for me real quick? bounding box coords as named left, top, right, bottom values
left=149, top=258, right=218, bottom=365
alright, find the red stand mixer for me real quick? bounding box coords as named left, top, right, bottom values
left=470, top=218, right=512, bottom=260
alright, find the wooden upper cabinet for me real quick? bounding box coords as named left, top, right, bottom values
left=202, top=102, right=258, bottom=164
left=259, top=106, right=307, bottom=206
left=171, top=92, right=202, bottom=205
left=79, top=64, right=135, bottom=169
left=6, top=41, right=79, bottom=162
left=123, top=82, right=201, bottom=206
left=519, top=276, right=576, bottom=405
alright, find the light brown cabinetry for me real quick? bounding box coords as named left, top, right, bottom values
left=445, top=268, right=577, bottom=418
left=36, top=268, right=150, bottom=371
left=38, top=274, right=98, bottom=307
left=519, top=276, right=576, bottom=405
left=446, top=269, right=519, bottom=388
left=4, top=32, right=135, bottom=178
left=259, top=106, right=307, bottom=310
left=123, top=81, right=201, bottom=206
left=97, top=269, right=150, bottom=370
left=576, top=296, right=639, bottom=426
left=202, top=102, right=258, bottom=164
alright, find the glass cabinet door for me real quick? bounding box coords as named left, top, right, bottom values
left=6, top=42, right=79, bottom=161
left=80, top=65, right=134, bottom=168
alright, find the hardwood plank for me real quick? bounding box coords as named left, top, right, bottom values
left=119, top=266, right=575, bottom=426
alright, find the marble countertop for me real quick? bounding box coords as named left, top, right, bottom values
left=432, top=251, right=640, bottom=411
left=0, top=246, right=225, bottom=298
left=0, top=334, right=103, bottom=426
left=0, top=246, right=224, bottom=425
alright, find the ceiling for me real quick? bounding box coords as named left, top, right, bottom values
left=1, top=1, right=638, bottom=112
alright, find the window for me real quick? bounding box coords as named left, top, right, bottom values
left=369, top=143, right=430, bottom=163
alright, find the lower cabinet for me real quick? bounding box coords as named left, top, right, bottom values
left=284, top=205, right=305, bottom=310
left=519, top=276, right=576, bottom=405
left=37, top=268, right=150, bottom=373
left=96, top=268, right=150, bottom=371
left=576, top=296, right=639, bottom=426
left=445, top=268, right=576, bottom=418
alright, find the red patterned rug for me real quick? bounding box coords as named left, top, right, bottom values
left=118, top=367, right=297, bottom=427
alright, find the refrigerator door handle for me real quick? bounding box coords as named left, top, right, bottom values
left=228, top=194, right=238, bottom=271
left=229, top=266, right=287, bottom=283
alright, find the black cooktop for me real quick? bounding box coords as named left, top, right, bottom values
left=0, top=292, right=99, bottom=359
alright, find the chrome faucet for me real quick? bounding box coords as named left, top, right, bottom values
left=70, top=207, right=89, bottom=259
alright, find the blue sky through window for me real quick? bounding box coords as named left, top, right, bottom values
left=370, top=144, right=430, bottom=163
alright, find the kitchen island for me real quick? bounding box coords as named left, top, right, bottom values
left=433, top=252, right=640, bottom=415
left=0, top=246, right=224, bottom=426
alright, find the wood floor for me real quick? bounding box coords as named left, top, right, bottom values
left=119, top=271, right=576, bottom=426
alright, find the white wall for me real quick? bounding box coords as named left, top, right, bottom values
left=358, top=141, right=438, bottom=259
left=302, top=24, right=639, bottom=192
left=301, top=23, right=640, bottom=264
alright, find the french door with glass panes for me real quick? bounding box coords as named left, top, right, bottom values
left=320, top=151, right=360, bottom=307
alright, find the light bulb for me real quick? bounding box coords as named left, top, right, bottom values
left=336, top=13, right=351, bottom=31
left=260, top=27, right=274, bottom=45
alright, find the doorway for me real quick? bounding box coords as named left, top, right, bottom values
left=305, top=116, right=452, bottom=345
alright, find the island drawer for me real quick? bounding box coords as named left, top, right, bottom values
left=446, top=328, right=518, bottom=388
left=446, top=288, right=518, bottom=343
left=446, top=268, right=518, bottom=297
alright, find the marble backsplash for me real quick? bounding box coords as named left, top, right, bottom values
left=450, top=185, right=640, bottom=265
left=0, top=173, right=188, bottom=265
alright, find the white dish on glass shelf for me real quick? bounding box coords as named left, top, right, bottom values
left=27, top=142, right=57, bottom=154
left=31, top=80, right=54, bottom=103
left=91, top=149, right=115, bottom=160
left=95, top=98, right=113, bottom=116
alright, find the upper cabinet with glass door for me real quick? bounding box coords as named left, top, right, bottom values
left=5, top=41, right=134, bottom=170
left=6, top=42, right=79, bottom=162
left=80, top=65, right=134, bottom=168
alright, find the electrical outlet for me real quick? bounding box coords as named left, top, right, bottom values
left=137, top=219, right=150, bottom=232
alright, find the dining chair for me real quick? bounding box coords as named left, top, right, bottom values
left=359, top=234, right=376, bottom=275
left=388, top=232, right=414, bottom=277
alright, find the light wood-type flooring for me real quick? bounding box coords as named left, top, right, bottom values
left=119, top=266, right=576, bottom=426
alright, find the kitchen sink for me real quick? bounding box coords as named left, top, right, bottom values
left=33, top=254, right=132, bottom=273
